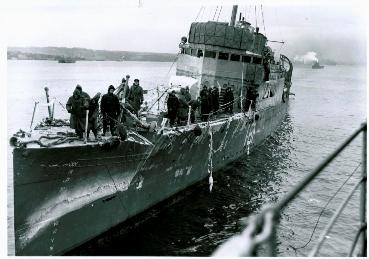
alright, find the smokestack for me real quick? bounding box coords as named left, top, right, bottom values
left=239, top=12, right=242, bottom=21
left=230, top=5, right=238, bottom=26
left=256, top=27, right=259, bottom=33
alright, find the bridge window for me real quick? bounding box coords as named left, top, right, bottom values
left=252, top=57, right=262, bottom=64
left=184, top=48, right=191, bottom=55
left=242, top=56, right=251, bottom=63
left=204, top=50, right=216, bottom=58
left=197, top=49, right=203, bottom=58
left=218, top=52, right=229, bottom=60
left=230, top=54, right=240, bottom=61
left=191, top=49, right=197, bottom=56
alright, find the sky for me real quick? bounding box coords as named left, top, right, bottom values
left=2, top=0, right=368, bottom=63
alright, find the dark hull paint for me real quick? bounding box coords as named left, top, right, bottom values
left=13, top=91, right=289, bottom=256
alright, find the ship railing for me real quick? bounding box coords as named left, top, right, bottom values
left=212, top=122, right=367, bottom=257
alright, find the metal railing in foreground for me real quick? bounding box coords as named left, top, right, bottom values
left=213, top=122, right=367, bottom=257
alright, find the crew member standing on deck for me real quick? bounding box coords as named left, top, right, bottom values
left=66, top=87, right=90, bottom=138
left=116, top=78, right=130, bottom=103
left=88, top=92, right=101, bottom=139
left=177, top=88, right=190, bottom=125
left=128, top=79, right=144, bottom=116
left=200, top=85, right=210, bottom=121
left=224, top=86, right=234, bottom=114
left=184, top=86, right=192, bottom=102
left=167, top=90, right=179, bottom=126
left=211, top=86, right=219, bottom=115
left=101, top=85, right=121, bottom=136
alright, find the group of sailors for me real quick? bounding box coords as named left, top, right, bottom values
left=166, top=83, right=235, bottom=127
left=66, top=75, right=144, bottom=139
left=65, top=76, right=249, bottom=139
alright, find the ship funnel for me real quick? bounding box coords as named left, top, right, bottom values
left=230, top=5, right=238, bottom=26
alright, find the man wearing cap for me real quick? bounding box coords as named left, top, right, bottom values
left=66, top=86, right=90, bottom=138
left=128, top=79, right=144, bottom=115
left=101, top=85, right=121, bottom=136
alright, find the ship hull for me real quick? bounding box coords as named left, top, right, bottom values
left=13, top=94, right=289, bottom=255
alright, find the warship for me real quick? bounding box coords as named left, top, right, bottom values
left=57, top=56, right=77, bottom=63
left=10, top=6, right=293, bottom=255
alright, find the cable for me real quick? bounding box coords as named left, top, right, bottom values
left=216, top=6, right=222, bottom=21
left=289, top=162, right=362, bottom=253
left=261, top=4, right=266, bottom=36
left=255, top=5, right=257, bottom=28
left=194, top=6, right=204, bottom=22
left=213, top=6, right=218, bottom=21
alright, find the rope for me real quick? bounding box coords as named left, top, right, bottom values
left=289, top=162, right=362, bottom=253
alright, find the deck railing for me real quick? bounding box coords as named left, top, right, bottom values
left=213, top=122, right=367, bottom=257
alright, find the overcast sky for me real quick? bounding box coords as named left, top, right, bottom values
left=3, top=0, right=368, bottom=63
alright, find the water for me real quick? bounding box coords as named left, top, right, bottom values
left=7, top=60, right=366, bottom=256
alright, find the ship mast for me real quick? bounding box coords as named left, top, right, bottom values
left=230, top=5, right=238, bottom=26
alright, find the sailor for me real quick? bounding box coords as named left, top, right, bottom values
left=101, top=85, right=121, bottom=136
left=200, top=85, right=210, bottom=121
left=87, top=92, right=101, bottom=139
left=219, top=83, right=228, bottom=109
left=245, top=83, right=259, bottom=112
left=263, top=59, right=270, bottom=81
left=223, top=86, right=234, bottom=114
left=167, top=90, right=179, bottom=126
left=128, top=79, right=144, bottom=115
left=66, top=87, right=90, bottom=138
left=116, top=78, right=130, bottom=103
left=177, top=88, right=190, bottom=124
left=211, top=86, right=219, bottom=114
left=184, top=86, right=192, bottom=102
left=189, top=97, right=201, bottom=123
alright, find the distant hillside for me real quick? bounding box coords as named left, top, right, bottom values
left=7, top=46, right=178, bottom=62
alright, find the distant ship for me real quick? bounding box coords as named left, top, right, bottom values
left=312, top=61, right=324, bottom=69
left=10, top=5, right=293, bottom=255
left=58, top=56, right=76, bottom=63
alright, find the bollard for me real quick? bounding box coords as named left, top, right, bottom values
left=44, top=87, right=52, bottom=120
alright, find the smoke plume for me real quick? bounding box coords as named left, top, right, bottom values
left=293, top=51, right=319, bottom=64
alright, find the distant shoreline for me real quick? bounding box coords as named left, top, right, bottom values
left=7, top=46, right=178, bottom=63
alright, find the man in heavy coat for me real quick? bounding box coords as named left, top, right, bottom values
left=211, top=86, right=219, bottom=114
left=101, top=85, right=121, bottom=136
left=200, top=85, right=210, bottom=121
left=167, top=91, right=179, bottom=127
left=88, top=92, right=101, bottom=139
left=128, top=79, right=144, bottom=115
left=66, top=87, right=90, bottom=138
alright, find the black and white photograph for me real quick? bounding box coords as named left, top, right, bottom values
left=3, top=0, right=367, bottom=256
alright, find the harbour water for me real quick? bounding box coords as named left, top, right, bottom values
left=7, top=60, right=366, bottom=256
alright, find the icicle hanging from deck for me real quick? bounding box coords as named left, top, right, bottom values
left=208, top=126, right=214, bottom=192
